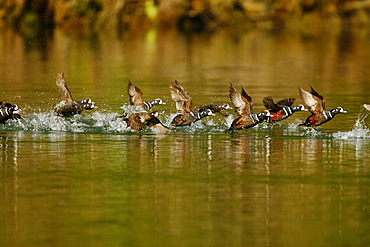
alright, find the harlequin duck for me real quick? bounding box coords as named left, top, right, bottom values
left=55, top=73, right=96, bottom=117
left=263, top=96, right=307, bottom=123
left=0, top=102, right=22, bottom=126
left=170, top=80, right=215, bottom=126
left=171, top=108, right=215, bottom=126
left=228, top=83, right=270, bottom=131
left=123, top=111, right=170, bottom=133
left=127, top=81, right=165, bottom=110
left=193, top=103, right=232, bottom=116
left=299, top=86, right=346, bottom=127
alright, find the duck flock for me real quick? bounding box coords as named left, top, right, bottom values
left=0, top=73, right=369, bottom=134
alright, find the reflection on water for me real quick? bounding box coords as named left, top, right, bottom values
left=0, top=129, right=369, bottom=246
left=1, top=25, right=370, bottom=246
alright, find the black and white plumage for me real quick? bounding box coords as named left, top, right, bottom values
left=171, top=108, right=214, bottom=126
left=55, top=73, right=96, bottom=117
left=263, top=96, right=306, bottom=123
left=0, top=102, right=22, bottom=125
left=193, top=103, right=232, bottom=116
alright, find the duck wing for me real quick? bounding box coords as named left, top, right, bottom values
left=299, top=87, right=325, bottom=114
left=126, top=113, right=146, bottom=131
left=170, top=80, right=192, bottom=114
left=276, top=98, right=295, bottom=107
left=56, top=73, right=74, bottom=103
left=263, top=96, right=278, bottom=110
left=127, top=80, right=144, bottom=106
left=229, top=84, right=252, bottom=116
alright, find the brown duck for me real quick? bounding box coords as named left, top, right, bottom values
left=127, top=81, right=165, bottom=110
left=0, top=102, right=22, bottom=126
left=299, top=86, right=346, bottom=127
left=228, top=83, right=270, bottom=131
left=55, top=73, right=96, bottom=117
left=124, top=111, right=170, bottom=133
left=169, top=80, right=214, bottom=126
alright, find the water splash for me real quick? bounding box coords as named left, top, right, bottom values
left=303, top=128, right=328, bottom=138
left=333, top=109, right=370, bottom=139
left=2, top=108, right=368, bottom=138
left=120, top=104, right=146, bottom=116
left=91, top=112, right=128, bottom=132
left=287, top=119, right=303, bottom=129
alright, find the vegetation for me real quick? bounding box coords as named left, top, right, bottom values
left=1, top=0, right=370, bottom=32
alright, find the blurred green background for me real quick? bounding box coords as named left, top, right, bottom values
left=2, top=0, right=370, bottom=33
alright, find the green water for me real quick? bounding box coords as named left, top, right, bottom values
left=0, top=26, right=370, bottom=247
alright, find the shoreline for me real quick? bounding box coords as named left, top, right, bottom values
left=1, top=0, right=370, bottom=33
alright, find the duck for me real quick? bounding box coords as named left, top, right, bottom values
left=0, top=102, right=22, bottom=126
left=127, top=80, right=165, bottom=110
left=299, top=86, right=346, bottom=127
left=193, top=103, right=232, bottom=116
left=54, top=73, right=97, bottom=117
left=263, top=96, right=307, bottom=123
left=170, top=80, right=214, bottom=126
left=363, top=104, right=370, bottom=111
left=228, top=83, right=270, bottom=131
left=123, top=111, right=170, bottom=133
left=171, top=108, right=215, bottom=126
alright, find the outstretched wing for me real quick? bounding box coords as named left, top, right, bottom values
left=276, top=98, right=295, bottom=107
left=126, top=113, right=146, bottom=131
left=309, top=86, right=325, bottom=109
left=170, top=80, right=192, bottom=114
left=229, top=84, right=252, bottom=116
left=56, top=73, right=73, bottom=103
left=127, top=80, right=144, bottom=106
left=299, top=87, right=324, bottom=114
left=263, top=97, right=295, bottom=110
left=263, top=96, right=277, bottom=110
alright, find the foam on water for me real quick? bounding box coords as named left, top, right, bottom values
left=1, top=110, right=127, bottom=133
left=287, top=119, right=303, bottom=129
left=224, top=115, right=235, bottom=128
left=2, top=109, right=231, bottom=133
left=303, top=128, right=329, bottom=138
left=2, top=106, right=369, bottom=137
left=333, top=110, right=370, bottom=139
